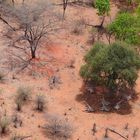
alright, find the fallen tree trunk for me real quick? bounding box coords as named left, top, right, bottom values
left=107, top=128, right=128, bottom=140
left=0, top=14, right=15, bottom=30
left=21, top=135, right=32, bottom=140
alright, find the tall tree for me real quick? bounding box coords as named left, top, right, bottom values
left=0, top=0, right=59, bottom=59
left=80, top=42, right=140, bottom=93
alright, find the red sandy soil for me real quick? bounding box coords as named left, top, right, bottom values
left=0, top=1, right=140, bottom=140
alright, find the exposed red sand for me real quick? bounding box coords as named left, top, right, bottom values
left=0, top=1, right=140, bottom=140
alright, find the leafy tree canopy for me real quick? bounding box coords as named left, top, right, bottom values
left=80, top=42, right=140, bottom=91
left=95, top=0, right=110, bottom=16
left=107, top=12, right=140, bottom=45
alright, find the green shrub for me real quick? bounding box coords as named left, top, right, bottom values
left=80, top=42, right=140, bottom=91
left=107, top=12, right=140, bottom=44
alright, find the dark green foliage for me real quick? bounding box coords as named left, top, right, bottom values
left=80, top=42, right=140, bottom=91
left=95, top=0, right=110, bottom=16
left=107, top=12, right=140, bottom=44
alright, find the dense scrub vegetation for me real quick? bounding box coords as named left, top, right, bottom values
left=80, top=0, right=140, bottom=112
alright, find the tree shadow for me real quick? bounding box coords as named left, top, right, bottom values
left=76, top=81, right=138, bottom=115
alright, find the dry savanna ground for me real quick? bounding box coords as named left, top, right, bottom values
left=0, top=0, right=140, bottom=140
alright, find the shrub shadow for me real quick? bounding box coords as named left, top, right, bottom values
left=76, top=82, right=138, bottom=115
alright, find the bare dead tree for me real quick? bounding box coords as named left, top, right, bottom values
left=0, top=0, right=61, bottom=72
left=0, top=14, right=15, bottom=30
left=0, top=1, right=15, bottom=29
left=12, top=1, right=58, bottom=59
left=15, top=23, right=51, bottom=59
left=85, top=102, right=95, bottom=112
left=107, top=128, right=128, bottom=140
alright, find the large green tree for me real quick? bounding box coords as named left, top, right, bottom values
left=107, top=12, right=140, bottom=45
left=80, top=42, right=140, bottom=92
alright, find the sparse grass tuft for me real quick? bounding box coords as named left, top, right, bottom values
left=10, top=133, right=31, bottom=140
left=0, top=72, right=6, bottom=83
left=15, top=86, right=32, bottom=111
left=15, top=98, right=23, bottom=111
left=72, top=18, right=85, bottom=35
left=10, top=134, right=22, bottom=140
left=16, top=86, right=32, bottom=102
left=43, top=115, right=73, bottom=140
left=0, top=115, right=10, bottom=134
left=12, top=114, right=22, bottom=128
left=35, top=94, right=47, bottom=112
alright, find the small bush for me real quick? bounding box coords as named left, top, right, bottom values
left=15, top=86, right=31, bottom=111
left=15, top=98, right=23, bottom=111
left=72, top=18, right=85, bottom=35
left=0, top=72, right=6, bottom=83
left=16, top=86, right=32, bottom=102
left=35, top=94, right=47, bottom=112
left=43, top=116, right=73, bottom=140
left=87, top=29, right=96, bottom=44
left=12, top=114, right=22, bottom=128
left=0, top=116, right=10, bottom=134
